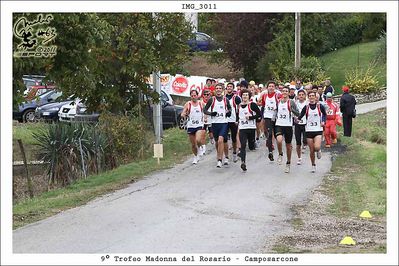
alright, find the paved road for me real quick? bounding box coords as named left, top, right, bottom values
left=13, top=100, right=386, bottom=253
left=356, top=100, right=386, bottom=114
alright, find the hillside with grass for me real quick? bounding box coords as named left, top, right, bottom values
left=320, top=41, right=386, bottom=94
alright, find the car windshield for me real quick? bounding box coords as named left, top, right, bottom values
left=38, top=90, right=56, bottom=99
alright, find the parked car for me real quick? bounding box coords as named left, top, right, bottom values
left=58, top=99, right=86, bottom=122
left=35, top=99, right=74, bottom=122
left=187, top=32, right=221, bottom=52
left=13, top=90, right=63, bottom=122
left=24, top=85, right=57, bottom=100
left=146, top=84, right=174, bottom=106
left=160, top=99, right=185, bottom=129
left=22, top=75, right=45, bottom=90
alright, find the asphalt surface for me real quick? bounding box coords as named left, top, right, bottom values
left=12, top=100, right=386, bottom=253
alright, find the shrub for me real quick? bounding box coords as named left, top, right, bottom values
left=98, top=112, right=154, bottom=165
left=375, top=31, right=386, bottom=63
left=262, top=55, right=329, bottom=85
left=344, top=63, right=380, bottom=94
left=283, top=56, right=330, bottom=85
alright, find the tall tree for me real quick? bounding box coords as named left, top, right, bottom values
left=13, top=13, right=193, bottom=112
left=210, top=13, right=281, bottom=81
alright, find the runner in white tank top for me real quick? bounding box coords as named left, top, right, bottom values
left=294, top=89, right=308, bottom=165
left=203, top=83, right=232, bottom=168
left=274, top=86, right=300, bottom=173
left=225, top=82, right=241, bottom=163
left=296, top=90, right=327, bottom=173
left=237, top=89, right=261, bottom=172
left=182, top=89, right=206, bottom=165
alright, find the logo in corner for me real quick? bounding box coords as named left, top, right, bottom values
left=13, top=14, right=57, bottom=58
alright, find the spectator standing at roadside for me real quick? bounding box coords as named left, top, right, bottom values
left=339, top=86, right=356, bottom=137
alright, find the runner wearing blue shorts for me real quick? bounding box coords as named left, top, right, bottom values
left=203, top=83, right=232, bottom=168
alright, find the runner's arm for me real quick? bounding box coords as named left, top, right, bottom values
left=290, top=99, right=300, bottom=117
left=297, top=105, right=307, bottom=120
left=248, top=102, right=261, bottom=120
left=320, top=104, right=327, bottom=123
left=203, top=98, right=213, bottom=115
left=226, top=99, right=232, bottom=113
left=181, top=102, right=189, bottom=118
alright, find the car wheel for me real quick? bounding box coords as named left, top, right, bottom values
left=23, top=109, right=36, bottom=123
left=178, top=115, right=187, bottom=130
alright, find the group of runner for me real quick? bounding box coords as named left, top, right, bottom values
left=181, top=78, right=342, bottom=174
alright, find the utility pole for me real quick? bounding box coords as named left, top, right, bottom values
left=152, top=13, right=163, bottom=164
left=295, top=12, right=301, bottom=69
left=185, top=12, right=198, bottom=32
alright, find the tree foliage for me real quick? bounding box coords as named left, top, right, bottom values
left=13, top=13, right=193, bottom=112
left=255, top=13, right=385, bottom=82
left=209, top=13, right=281, bottom=81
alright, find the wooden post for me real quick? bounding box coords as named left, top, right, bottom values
left=79, top=138, right=87, bottom=178
left=17, top=139, right=34, bottom=198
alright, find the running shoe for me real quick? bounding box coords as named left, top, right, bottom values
left=284, top=163, right=290, bottom=173
left=233, top=153, right=238, bottom=163
left=241, top=162, right=247, bottom=172
left=311, top=165, right=316, bottom=173
left=277, top=154, right=283, bottom=165
left=201, top=145, right=207, bottom=155
left=297, top=158, right=302, bottom=165
left=192, top=156, right=198, bottom=165
left=317, top=150, right=322, bottom=159
left=223, top=157, right=229, bottom=165
left=268, top=152, right=274, bottom=161
left=216, top=161, right=222, bottom=168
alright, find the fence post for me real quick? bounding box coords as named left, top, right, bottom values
left=79, top=138, right=87, bottom=179
left=17, top=139, right=34, bottom=198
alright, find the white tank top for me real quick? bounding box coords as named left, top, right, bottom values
left=263, top=94, right=278, bottom=119
left=227, top=95, right=238, bottom=123
left=211, top=97, right=227, bottom=124
left=275, top=100, right=292, bottom=127
left=186, top=102, right=204, bottom=128
left=238, top=104, right=256, bottom=130
left=305, top=105, right=323, bottom=132
left=296, top=100, right=307, bottom=125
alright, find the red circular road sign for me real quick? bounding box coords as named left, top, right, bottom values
left=172, top=76, right=189, bottom=94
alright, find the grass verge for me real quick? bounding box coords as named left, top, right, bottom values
left=271, top=108, right=386, bottom=253
left=327, top=108, right=386, bottom=218
left=320, top=41, right=386, bottom=94
left=13, top=127, right=191, bottom=229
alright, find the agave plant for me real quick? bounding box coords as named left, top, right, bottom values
left=32, top=123, right=109, bottom=187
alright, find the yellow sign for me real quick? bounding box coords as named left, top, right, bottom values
left=339, top=236, right=356, bottom=245
left=359, top=210, right=372, bottom=218
left=153, top=144, right=163, bottom=158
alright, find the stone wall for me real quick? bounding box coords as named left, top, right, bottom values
left=332, top=87, right=387, bottom=104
